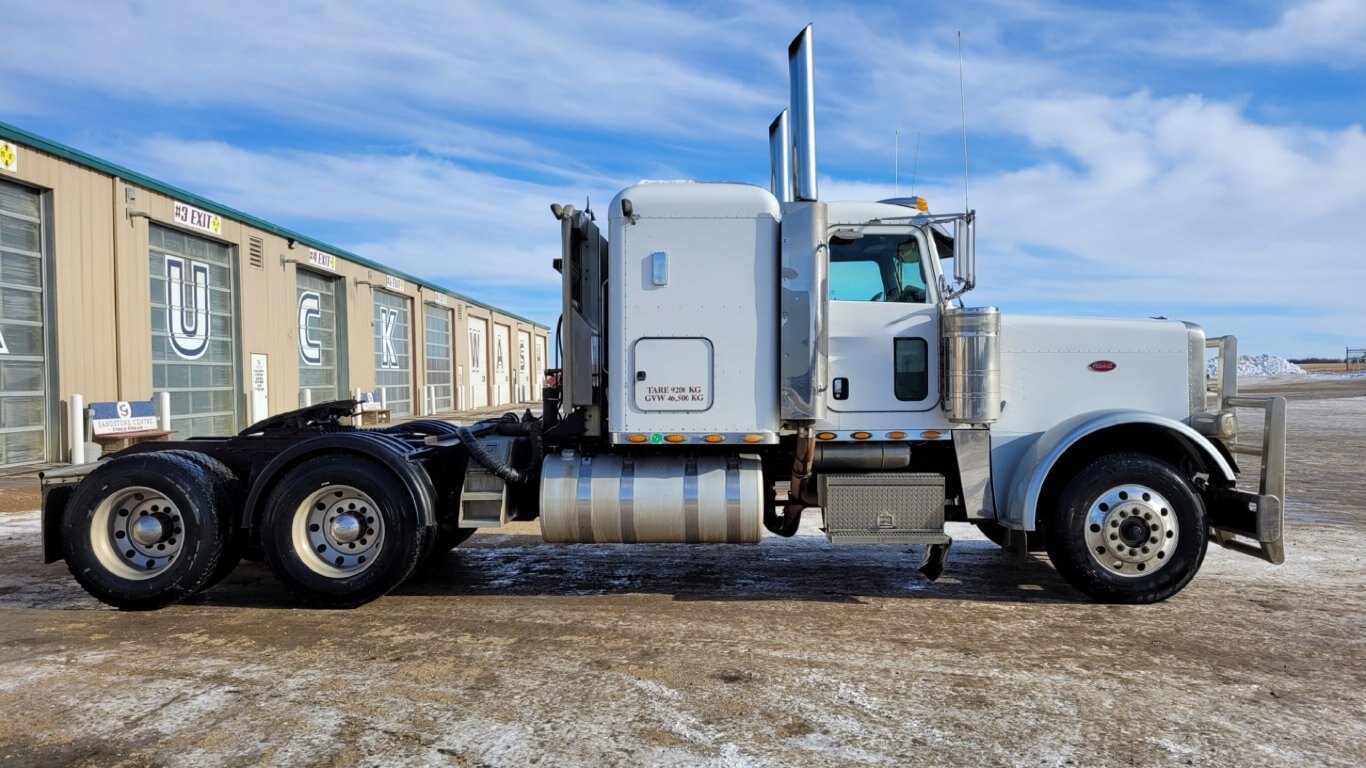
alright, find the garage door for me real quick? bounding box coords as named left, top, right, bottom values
left=297, top=269, right=343, bottom=407
left=373, top=290, right=412, bottom=417
left=492, top=323, right=511, bottom=406
left=516, top=329, right=531, bottom=402
left=424, top=304, right=454, bottom=413
left=150, top=225, right=238, bottom=436
left=533, top=336, right=546, bottom=401
left=467, top=316, right=488, bottom=409
left=0, top=179, right=47, bottom=467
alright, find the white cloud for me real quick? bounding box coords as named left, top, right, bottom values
left=875, top=91, right=1366, bottom=354
left=0, top=0, right=780, bottom=146
left=9, top=0, right=1363, bottom=355
left=1210, top=0, right=1366, bottom=64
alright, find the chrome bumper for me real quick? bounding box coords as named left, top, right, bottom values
left=1201, top=336, right=1288, bottom=564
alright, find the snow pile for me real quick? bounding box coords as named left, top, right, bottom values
left=1207, top=354, right=1306, bottom=378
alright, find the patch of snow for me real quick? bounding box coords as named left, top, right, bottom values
left=0, top=510, right=39, bottom=537
left=1207, top=354, right=1306, bottom=378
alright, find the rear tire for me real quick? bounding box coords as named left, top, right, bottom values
left=162, top=450, right=244, bottom=592
left=1045, top=452, right=1208, bottom=603
left=61, top=453, right=229, bottom=610
left=260, top=455, right=425, bottom=608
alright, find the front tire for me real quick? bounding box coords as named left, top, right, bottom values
left=1045, top=452, right=1208, bottom=604
left=61, top=453, right=230, bottom=610
left=260, top=455, right=425, bottom=608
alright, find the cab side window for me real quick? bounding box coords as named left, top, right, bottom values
left=828, top=231, right=928, bottom=303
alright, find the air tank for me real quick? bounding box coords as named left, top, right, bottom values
left=942, top=306, right=1001, bottom=424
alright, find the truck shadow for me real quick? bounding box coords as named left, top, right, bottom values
left=190, top=534, right=1079, bottom=609
left=394, top=533, right=1077, bottom=605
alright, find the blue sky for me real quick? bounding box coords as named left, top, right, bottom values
left=3, top=0, right=1363, bottom=356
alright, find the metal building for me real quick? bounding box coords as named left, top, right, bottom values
left=0, top=123, right=549, bottom=469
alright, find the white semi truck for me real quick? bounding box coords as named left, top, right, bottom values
left=41, top=26, right=1286, bottom=609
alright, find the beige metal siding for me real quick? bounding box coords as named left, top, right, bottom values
left=1, top=133, right=550, bottom=456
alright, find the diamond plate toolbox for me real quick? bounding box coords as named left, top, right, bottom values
left=818, top=473, right=949, bottom=544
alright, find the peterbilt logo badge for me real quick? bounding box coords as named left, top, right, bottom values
left=1089, top=360, right=1117, bottom=372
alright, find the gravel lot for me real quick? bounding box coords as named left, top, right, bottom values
left=0, top=379, right=1362, bottom=767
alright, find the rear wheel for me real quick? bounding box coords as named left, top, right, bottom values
left=260, top=455, right=425, bottom=608
left=61, top=453, right=229, bottom=610
left=1045, top=452, right=1207, bottom=603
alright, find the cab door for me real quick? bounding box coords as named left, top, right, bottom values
left=825, top=225, right=939, bottom=414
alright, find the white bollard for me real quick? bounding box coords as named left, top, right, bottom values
left=303, top=389, right=312, bottom=407
left=380, top=387, right=387, bottom=409
left=157, top=391, right=172, bottom=432
left=70, top=394, right=85, bottom=465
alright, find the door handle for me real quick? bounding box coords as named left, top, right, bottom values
left=833, top=377, right=848, bottom=400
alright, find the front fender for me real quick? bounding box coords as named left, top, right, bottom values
left=1002, top=409, right=1235, bottom=531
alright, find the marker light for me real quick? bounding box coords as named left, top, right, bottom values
left=851, top=432, right=872, bottom=440
left=743, top=434, right=763, bottom=443
left=703, top=435, right=725, bottom=443
left=886, top=431, right=907, bottom=439
left=665, top=434, right=686, bottom=443
left=816, top=432, right=837, bottom=440
left=627, top=434, right=648, bottom=443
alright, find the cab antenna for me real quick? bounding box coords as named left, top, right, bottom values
left=958, top=31, right=970, bottom=213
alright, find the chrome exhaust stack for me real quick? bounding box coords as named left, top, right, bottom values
left=769, top=110, right=793, bottom=203
left=788, top=24, right=818, bottom=202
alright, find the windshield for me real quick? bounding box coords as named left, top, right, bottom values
left=828, top=230, right=928, bottom=303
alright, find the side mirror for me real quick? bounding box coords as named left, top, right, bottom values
left=952, top=212, right=976, bottom=291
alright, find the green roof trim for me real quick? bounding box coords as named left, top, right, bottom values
left=0, top=120, right=547, bottom=330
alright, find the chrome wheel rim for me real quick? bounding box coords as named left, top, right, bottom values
left=1083, top=483, right=1179, bottom=578
left=92, top=486, right=184, bottom=580
left=292, top=485, right=384, bottom=578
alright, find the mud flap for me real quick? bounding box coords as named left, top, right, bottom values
left=1004, top=528, right=1031, bottom=562
left=918, top=539, right=952, bottom=582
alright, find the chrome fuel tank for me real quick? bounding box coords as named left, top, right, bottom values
left=540, top=453, right=764, bottom=544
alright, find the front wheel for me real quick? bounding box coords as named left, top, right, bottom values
left=260, top=455, right=426, bottom=608
left=1045, top=453, right=1208, bottom=604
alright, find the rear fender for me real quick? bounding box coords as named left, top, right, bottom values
left=38, top=463, right=97, bottom=563
left=1003, top=410, right=1235, bottom=532
left=241, top=431, right=438, bottom=530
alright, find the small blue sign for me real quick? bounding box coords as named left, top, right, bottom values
left=90, top=400, right=160, bottom=435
